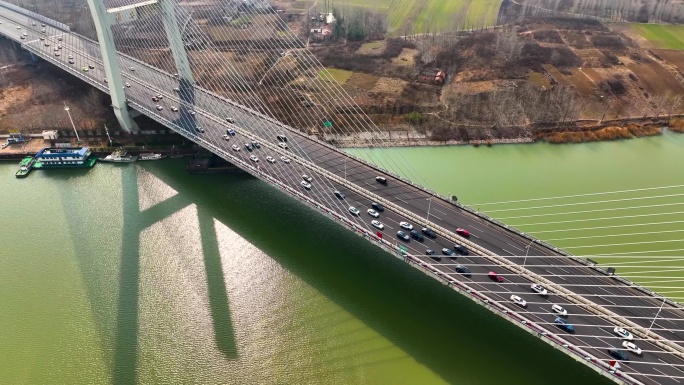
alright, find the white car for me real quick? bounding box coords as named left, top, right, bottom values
left=614, top=327, right=634, bottom=341
left=250, top=155, right=259, bottom=162
left=197, top=127, right=205, bottom=133
left=371, top=220, right=384, bottom=230
left=278, top=142, right=289, bottom=149
left=348, top=206, right=360, bottom=216
left=130, top=66, right=135, bottom=71
left=173, top=87, right=180, bottom=92
left=125, top=82, right=131, bottom=88
left=622, top=341, right=642, bottom=355
left=531, top=283, right=548, bottom=296
left=231, top=144, right=240, bottom=151
left=302, top=174, right=312, bottom=182
left=266, top=156, right=276, bottom=163
left=551, top=304, right=568, bottom=317
left=399, top=222, right=413, bottom=230
left=280, top=156, right=291, bottom=163
left=222, top=134, right=230, bottom=140
left=155, top=105, right=163, bottom=111
left=367, top=209, right=379, bottom=218
left=171, top=106, right=178, bottom=112
left=189, top=110, right=196, bottom=115
left=510, top=295, right=527, bottom=307
left=300, top=181, right=311, bottom=189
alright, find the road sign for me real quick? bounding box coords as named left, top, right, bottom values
left=323, top=120, right=332, bottom=128
left=398, top=244, right=408, bottom=252
left=376, top=231, right=382, bottom=239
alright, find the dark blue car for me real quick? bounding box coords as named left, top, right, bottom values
left=554, top=317, right=574, bottom=333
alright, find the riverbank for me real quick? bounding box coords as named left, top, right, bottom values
left=332, top=117, right=684, bottom=148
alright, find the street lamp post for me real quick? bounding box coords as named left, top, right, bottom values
left=649, top=297, right=667, bottom=332
left=523, top=240, right=534, bottom=267
left=426, top=196, right=433, bottom=224
left=64, top=102, right=80, bottom=143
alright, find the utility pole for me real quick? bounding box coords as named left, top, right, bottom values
left=64, top=102, right=80, bottom=143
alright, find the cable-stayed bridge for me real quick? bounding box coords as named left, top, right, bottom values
left=0, top=1, right=683, bottom=383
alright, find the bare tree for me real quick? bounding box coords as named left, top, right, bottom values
left=495, top=28, right=524, bottom=62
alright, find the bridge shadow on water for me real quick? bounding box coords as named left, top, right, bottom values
left=52, top=164, right=237, bottom=385
left=131, top=161, right=612, bottom=385
left=52, top=161, right=611, bottom=384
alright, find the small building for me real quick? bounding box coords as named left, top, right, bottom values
left=321, top=24, right=333, bottom=37
left=417, top=68, right=447, bottom=86
left=34, top=147, right=96, bottom=168
left=42, top=130, right=59, bottom=140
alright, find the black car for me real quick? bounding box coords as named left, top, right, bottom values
left=375, top=176, right=387, bottom=184
left=608, top=348, right=629, bottom=362
left=334, top=190, right=345, bottom=199
left=244, top=144, right=252, bottom=152
left=397, top=231, right=410, bottom=241
left=371, top=202, right=384, bottom=212
left=454, top=264, right=471, bottom=277
left=421, top=227, right=437, bottom=238
left=410, top=229, right=424, bottom=241
left=454, top=244, right=469, bottom=255
left=426, top=249, right=441, bottom=261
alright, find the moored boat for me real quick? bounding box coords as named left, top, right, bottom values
left=138, top=153, right=165, bottom=161
left=101, top=149, right=137, bottom=163
left=15, top=157, right=35, bottom=178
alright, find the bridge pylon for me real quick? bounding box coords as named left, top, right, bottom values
left=158, top=0, right=195, bottom=85
left=86, top=0, right=139, bottom=131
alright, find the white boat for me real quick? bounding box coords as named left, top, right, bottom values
left=101, top=149, right=137, bottom=163
left=138, top=153, right=165, bottom=161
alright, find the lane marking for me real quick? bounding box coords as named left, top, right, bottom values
left=660, top=359, right=684, bottom=375
left=506, top=242, right=525, bottom=253
left=544, top=268, right=566, bottom=281
left=599, top=296, right=617, bottom=306
left=654, top=367, right=679, bottom=383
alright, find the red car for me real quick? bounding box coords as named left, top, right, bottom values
left=488, top=271, right=504, bottom=282
left=456, top=228, right=470, bottom=237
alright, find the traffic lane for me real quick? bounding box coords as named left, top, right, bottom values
left=524, top=260, right=684, bottom=342
left=292, top=141, right=543, bottom=256
left=524, top=261, right=684, bottom=347
left=443, top=261, right=680, bottom=384
left=297, top=143, right=559, bottom=257
left=422, top=256, right=670, bottom=384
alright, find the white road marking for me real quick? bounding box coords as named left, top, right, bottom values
left=660, top=358, right=684, bottom=375
left=501, top=248, right=513, bottom=256
left=599, top=296, right=617, bottom=305
left=507, top=243, right=525, bottom=253
left=470, top=225, right=484, bottom=232
left=544, top=268, right=566, bottom=281
left=433, top=207, right=449, bottom=216
left=654, top=367, right=679, bottom=383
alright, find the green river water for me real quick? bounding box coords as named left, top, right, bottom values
left=1, top=133, right=682, bottom=384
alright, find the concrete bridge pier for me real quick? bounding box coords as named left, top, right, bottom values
left=86, top=0, right=139, bottom=131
